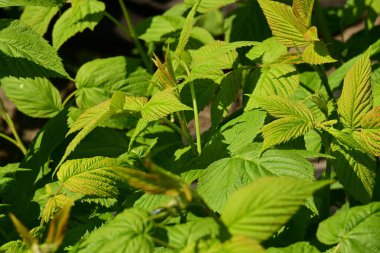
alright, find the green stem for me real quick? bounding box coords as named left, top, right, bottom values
left=161, top=118, right=182, bottom=136
left=117, top=0, right=153, bottom=73
left=313, top=65, right=334, bottom=99
left=181, top=61, right=201, bottom=155
left=62, top=90, right=77, bottom=107
left=176, top=112, right=197, bottom=155
left=332, top=244, right=341, bottom=253
left=151, top=237, right=177, bottom=250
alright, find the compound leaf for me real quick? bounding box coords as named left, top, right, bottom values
left=141, top=88, right=192, bottom=122
left=0, top=19, right=69, bottom=79
left=77, top=208, right=154, bottom=253
left=52, top=0, right=105, bottom=50
left=57, top=156, right=122, bottom=197
left=337, top=48, right=372, bottom=129
left=317, top=202, right=380, bottom=253
left=221, top=177, right=330, bottom=242
left=1, top=77, right=62, bottom=118
left=20, top=6, right=59, bottom=36
left=257, top=0, right=309, bottom=47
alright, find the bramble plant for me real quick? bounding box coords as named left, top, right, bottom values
left=0, top=0, right=380, bottom=252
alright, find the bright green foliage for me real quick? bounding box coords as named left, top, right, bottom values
left=141, top=88, right=192, bottom=122
left=75, top=56, right=150, bottom=108
left=52, top=0, right=105, bottom=50
left=198, top=143, right=315, bottom=212
left=302, top=41, right=336, bottom=65
left=0, top=0, right=64, bottom=7
left=184, top=0, right=237, bottom=13
left=1, top=77, right=62, bottom=118
left=199, top=236, right=265, bottom=253
left=245, top=37, right=287, bottom=64
left=139, top=15, right=185, bottom=43
left=20, top=6, right=59, bottom=35
left=292, top=0, right=314, bottom=27
left=257, top=0, right=310, bottom=47
left=331, top=141, right=376, bottom=203
left=256, top=96, right=316, bottom=150
left=77, top=208, right=155, bottom=253
left=58, top=99, right=112, bottom=167
left=221, top=177, right=330, bottom=242
left=245, top=64, right=299, bottom=110
left=338, top=49, right=372, bottom=128
left=267, top=242, right=320, bottom=253
left=0, top=19, right=68, bottom=79
left=57, top=156, right=122, bottom=197
left=354, top=106, right=380, bottom=156
left=317, top=202, right=380, bottom=253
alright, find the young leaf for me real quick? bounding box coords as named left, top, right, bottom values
left=77, top=208, right=155, bottom=253
left=317, top=202, right=380, bottom=253
left=52, top=0, right=105, bottom=50
left=57, top=156, right=122, bottom=197
left=256, top=96, right=316, bottom=150
left=221, top=177, right=330, bottom=242
left=0, top=0, right=64, bottom=7
left=42, top=194, right=73, bottom=223
left=292, top=0, right=314, bottom=27
left=245, top=37, right=287, bottom=64
left=75, top=56, right=150, bottom=108
left=1, top=77, right=62, bottom=118
left=141, top=88, right=192, bottom=122
left=20, top=6, right=59, bottom=36
left=257, top=0, right=310, bottom=47
left=138, top=15, right=185, bottom=43
left=198, top=143, right=315, bottom=212
left=337, top=48, right=372, bottom=129
left=58, top=99, right=112, bottom=168
left=331, top=141, right=376, bottom=203
left=353, top=106, right=380, bottom=156
left=302, top=41, right=336, bottom=65
left=245, top=64, right=299, bottom=110
left=0, top=19, right=69, bottom=79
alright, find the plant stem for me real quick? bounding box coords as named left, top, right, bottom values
left=332, top=244, right=341, bottom=253
left=181, top=61, right=201, bottom=155
left=117, top=0, right=153, bottom=73
left=313, top=65, right=334, bottom=99
left=62, top=90, right=77, bottom=107
left=161, top=118, right=182, bottom=136
left=176, top=112, right=197, bottom=155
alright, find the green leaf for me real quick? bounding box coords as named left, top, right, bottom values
left=211, top=70, right=242, bottom=126
left=58, top=99, right=112, bottom=168
left=317, top=202, right=380, bottom=253
left=337, top=48, right=372, bottom=128
left=184, top=0, right=237, bottom=13
left=203, top=236, right=265, bottom=253
left=256, top=96, right=316, bottom=150
left=0, top=19, right=69, bottom=79
left=57, top=156, right=122, bottom=197
left=141, top=88, right=192, bottom=122
left=353, top=106, right=380, bottom=156
left=0, top=163, right=29, bottom=176
left=52, top=0, right=105, bottom=50
left=302, top=41, right=336, bottom=65
left=0, top=0, right=64, bottom=7
left=245, top=64, right=299, bottom=110
left=257, top=0, right=310, bottom=47
left=331, top=141, right=376, bottom=203
left=267, top=242, right=320, bottom=253
left=221, top=177, right=330, bottom=242
left=245, top=37, right=287, bottom=64
left=78, top=208, right=154, bottom=253
left=75, top=56, right=150, bottom=109
left=292, top=0, right=314, bottom=27
left=1, top=77, right=62, bottom=118
left=42, top=193, right=73, bottom=223
left=20, top=6, right=59, bottom=36
left=198, top=143, right=315, bottom=212
left=138, top=15, right=185, bottom=43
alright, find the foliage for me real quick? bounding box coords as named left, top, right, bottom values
left=0, top=0, right=379, bottom=252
